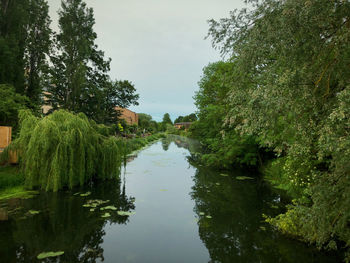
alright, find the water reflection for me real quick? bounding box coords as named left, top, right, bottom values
left=0, top=180, right=135, bottom=262
left=161, top=137, right=172, bottom=151
left=190, top=165, right=339, bottom=263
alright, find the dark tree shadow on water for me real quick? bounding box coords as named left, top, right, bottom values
left=190, top=166, right=341, bottom=263
left=0, top=180, right=135, bottom=263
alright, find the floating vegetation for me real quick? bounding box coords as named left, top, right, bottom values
left=83, top=199, right=109, bottom=208
left=216, top=183, right=220, bottom=186
left=220, top=173, right=229, bottom=177
left=37, top=251, right=64, bottom=259
left=101, top=212, right=111, bottom=218
left=100, top=206, right=117, bottom=211
left=28, top=210, right=40, bottom=215
left=206, top=215, right=212, bottom=219
left=73, top=192, right=81, bottom=196
left=236, top=176, right=254, bottom=180
left=80, top=192, right=91, bottom=197
left=199, top=212, right=205, bottom=216
left=117, top=211, right=135, bottom=216
left=89, top=208, right=95, bottom=212
left=260, top=226, right=267, bottom=231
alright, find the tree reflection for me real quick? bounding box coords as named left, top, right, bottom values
left=0, top=180, right=135, bottom=263
left=191, top=167, right=339, bottom=263
left=161, top=137, right=172, bottom=151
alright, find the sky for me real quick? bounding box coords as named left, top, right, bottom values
left=47, top=0, right=246, bottom=121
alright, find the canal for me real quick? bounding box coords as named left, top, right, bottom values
left=0, top=136, right=340, bottom=262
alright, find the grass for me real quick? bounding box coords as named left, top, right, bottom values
left=0, top=186, right=39, bottom=200
left=0, top=165, right=38, bottom=200
left=0, top=165, right=24, bottom=190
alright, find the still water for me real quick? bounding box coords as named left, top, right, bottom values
left=0, top=136, right=340, bottom=262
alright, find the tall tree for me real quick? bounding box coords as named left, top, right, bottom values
left=162, top=113, right=172, bottom=125
left=24, top=0, right=52, bottom=106
left=48, top=0, right=110, bottom=114
left=91, top=79, right=139, bottom=124
left=0, top=0, right=28, bottom=93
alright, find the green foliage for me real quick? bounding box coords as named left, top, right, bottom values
left=162, top=113, right=172, bottom=125
left=11, top=110, right=125, bottom=191
left=174, top=113, right=197, bottom=123
left=0, top=166, right=24, bottom=191
left=191, top=61, right=261, bottom=168
left=207, top=0, right=350, bottom=258
left=0, top=0, right=52, bottom=109
left=0, top=84, right=29, bottom=128
left=165, top=123, right=177, bottom=134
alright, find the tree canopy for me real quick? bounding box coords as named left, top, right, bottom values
left=203, top=0, right=350, bottom=259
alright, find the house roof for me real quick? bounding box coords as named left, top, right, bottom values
left=174, top=122, right=193, bottom=125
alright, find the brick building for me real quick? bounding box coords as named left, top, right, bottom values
left=115, top=107, right=138, bottom=125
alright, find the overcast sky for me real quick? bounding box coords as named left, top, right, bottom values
left=47, top=0, right=245, bottom=121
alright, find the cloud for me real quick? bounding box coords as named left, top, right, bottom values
left=47, top=0, right=245, bottom=120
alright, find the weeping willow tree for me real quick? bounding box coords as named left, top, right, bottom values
left=12, top=110, right=124, bottom=191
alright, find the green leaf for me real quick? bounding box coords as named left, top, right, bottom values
left=101, top=212, right=111, bottom=218
left=117, top=211, right=135, bottom=216
left=236, top=176, right=254, bottom=180
left=37, top=251, right=64, bottom=259
left=28, top=210, right=40, bottom=215
left=100, top=206, right=117, bottom=211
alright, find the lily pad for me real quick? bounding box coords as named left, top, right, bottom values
left=206, top=215, right=212, bottom=219
left=236, top=176, right=254, bottom=180
left=199, top=212, right=205, bottom=216
left=73, top=192, right=81, bottom=196
left=89, top=208, right=95, bottom=212
left=37, top=251, right=64, bottom=259
left=117, top=211, right=135, bottom=216
left=101, top=212, right=111, bottom=218
left=220, top=173, right=229, bottom=177
left=28, top=210, right=40, bottom=215
left=83, top=199, right=109, bottom=208
left=100, top=206, right=117, bottom=211
left=216, top=183, right=220, bottom=186
left=80, top=192, right=91, bottom=197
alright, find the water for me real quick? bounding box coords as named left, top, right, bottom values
left=0, top=136, right=340, bottom=262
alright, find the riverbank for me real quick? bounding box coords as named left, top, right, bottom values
left=0, top=133, right=165, bottom=200
left=0, top=136, right=340, bottom=262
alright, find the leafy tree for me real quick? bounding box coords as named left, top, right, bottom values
left=48, top=0, right=110, bottom=114
left=24, top=0, right=52, bottom=106
left=175, top=113, right=197, bottom=123
left=174, top=116, right=184, bottom=123
left=0, top=0, right=52, bottom=108
left=192, top=61, right=261, bottom=168
left=207, top=0, right=350, bottom=258
left=162, top=113, right=172, bottom=125
left=0, top=84, right=28, bottom=128
left=138, top=113, right=152, bottom=131
left=0, top=0, right=28, bottom=94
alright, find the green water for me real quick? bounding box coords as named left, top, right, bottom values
left=0, top=136, right=340, bottom=262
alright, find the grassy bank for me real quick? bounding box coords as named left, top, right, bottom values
left=0, top=166, right=39, bottom=200
left=0, top=132, right=165, bottom=200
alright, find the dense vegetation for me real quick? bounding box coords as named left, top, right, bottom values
left=0, top=0, right=138, bottom=128
left=0, top=110, right=164, bottom=192
left=191, top=0, right=350, bottom=260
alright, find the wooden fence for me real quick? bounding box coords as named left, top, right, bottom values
left=0, top=126, right=17, bottom=164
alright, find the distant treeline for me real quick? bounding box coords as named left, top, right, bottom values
left=190, top=0, right=350, bottom=260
